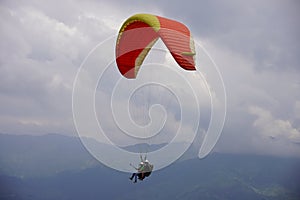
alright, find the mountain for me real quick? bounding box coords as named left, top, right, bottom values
left=0, top=133, right=299, bottom=200
left=122, top=142, right=168, bottom=153
left=0, top=133, right=181, bottom=178
left=0, top=133, right=99, bottom=178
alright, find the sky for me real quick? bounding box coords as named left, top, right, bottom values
left=0, top=0, right=300, bottom=158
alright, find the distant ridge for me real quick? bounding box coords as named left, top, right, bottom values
left=121, top=142, right=168, bottom=153
left=0, top=133, right=299, bottom=199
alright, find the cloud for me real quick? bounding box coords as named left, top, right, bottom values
left=204, top=36, right=300, bottom=156
left=0, top=0, right=299, bottom=158
left=249, top=106, right=300, bottom=143
left=294, top=101, right=300, bottom=119
left=244, top=105, right=300, bottom=157
left=159, top=0, right=300, bottom=72
left=0, top=2, right=112, bottom=135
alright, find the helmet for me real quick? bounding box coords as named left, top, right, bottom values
left=144, top=160, right=149, bottom=163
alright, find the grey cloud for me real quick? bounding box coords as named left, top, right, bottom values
left=0, top=0, right=299, bottom=157
left=150, top=0, right=300, bottom=72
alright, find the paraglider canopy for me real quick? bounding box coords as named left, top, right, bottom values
left=116, top=13, right=196, bottom=78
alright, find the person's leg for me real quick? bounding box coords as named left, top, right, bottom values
left=134, top=173, right=137, bottom=182
left=130, top=173, right=135, bottom=180
left=137, top=173, right=142, bottom=180
left=138, top=173, right=145, bottom=180
left=144, top=172, right=150, bottom=177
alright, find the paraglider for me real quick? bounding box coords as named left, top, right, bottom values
left=116, top=13, right=196, bottom=78
left=115, top=13, right=196, bottom=182
left=129, top=155, right=154, bottom=183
